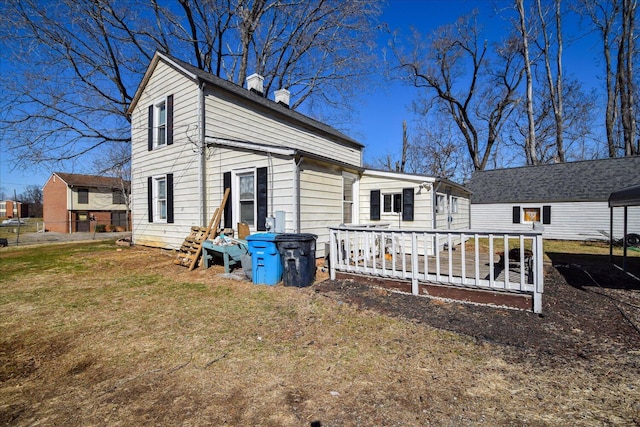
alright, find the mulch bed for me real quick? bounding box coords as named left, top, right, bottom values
left=314, top=261, right=640, bottom=368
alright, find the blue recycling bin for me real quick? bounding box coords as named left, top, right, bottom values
left=246, top=233, right=282, bottom=285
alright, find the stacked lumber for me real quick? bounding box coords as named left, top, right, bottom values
left=174, top=226, right=210, bottom=267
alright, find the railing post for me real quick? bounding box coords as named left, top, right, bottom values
left=411, top=232, right=419, bottom=295
left=533, top=233, right=544, bottom=314
left=330, top=229, right=337, bottom=280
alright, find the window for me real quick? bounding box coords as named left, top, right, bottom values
left=148, top=95, right=173, bottom=150
left=239, top=172, right=255, bottom=226
left=383, top=193, right=402, bottom=213
left=112, top=190, right=126, bottom=204
left=435, top=194, right=445, bottom=213
left=343, top=174, right=357, bottom=224
left=156, top=100, right=166, bottom=147
left=451, top=196, right=459, bottom=214
left=148, top=174, right=173, bottom=223
left=155, top=177, right=167, bottom=221
left=522, top=207, right=540, bottom=223
left=78, top=188, right=89, bottom=204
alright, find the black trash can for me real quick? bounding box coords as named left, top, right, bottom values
left=275, top=233, right=318, bottom=287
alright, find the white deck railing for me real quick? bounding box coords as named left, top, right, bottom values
left=329, top=226, right=544, bottom=313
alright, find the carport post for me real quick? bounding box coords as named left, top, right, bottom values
left=623, top=206, right=628, bottom=272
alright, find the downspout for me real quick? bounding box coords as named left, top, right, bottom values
left=199, top=81, right=207, bottom=226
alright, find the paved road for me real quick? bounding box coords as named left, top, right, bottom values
left=1, top=231, right=132, bottom=247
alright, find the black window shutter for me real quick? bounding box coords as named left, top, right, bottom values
left=512, top=206, right=520, bottom=224
left=147, top=176, right=153, bottom=222
left=223, top=172, right=232, bottom=228
left=542, top=205, right=551, bottom=224
left=402, top=188, right=414, bottom=221
left=147, top=105, right=154, bottom=151
left=257, top=167, right=268, bottom=231
left=167, top=173, right=174, bottom=224
left=370, top=190, right=381, bottom=221
left=167, top=95, right=174, bottom=146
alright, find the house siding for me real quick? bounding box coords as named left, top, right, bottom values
left=299, top=163, right=345, bottom=257
left=205, top=87, right=361, bottom=167
left=471, top=201, right=640, bottom=241
left=130, top=61, right=202, bottom=248
left=206, top=148, right=295, bottom=234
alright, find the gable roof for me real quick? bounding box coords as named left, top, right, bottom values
left=52, top=172, right=130, bottom=190
left=127, top=51, right=362, bottom=149
left=467, top=156, right=640, bottom=204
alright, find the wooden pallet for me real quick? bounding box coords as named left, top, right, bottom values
left=174, top=188, right=230, bottom=268
left=173, top=225, right=212, bottom=267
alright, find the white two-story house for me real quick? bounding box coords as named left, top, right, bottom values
left=127, top=52, right=470, bottom=256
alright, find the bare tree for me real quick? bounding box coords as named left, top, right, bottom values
left=18, top=185, right=44, bottom=218
left=392, top=13, right=525, bottom=171
left=536, top=0, right=565, bottom=162
left=92, top=144, right=132, bottom=231
left=577, top=0, right=639, bottom=157
left=516, top=0, right=539, bottom=165
left=0, top=0, right=383, bottom=171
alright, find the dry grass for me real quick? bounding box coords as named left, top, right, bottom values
left=1, top=241, right=639, bottom=426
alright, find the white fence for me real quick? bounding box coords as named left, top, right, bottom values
left=329, top=226, right=544, bottom=313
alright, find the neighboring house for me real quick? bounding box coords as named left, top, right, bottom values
left=43, top=172, right=130, bottom=233
left=466, top=157, right=640, bottom=241
left=0, top=200, right=29, bottom=219
left=127, top=52, right=471, bottom=256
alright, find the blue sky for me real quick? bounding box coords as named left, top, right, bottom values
left=0, top=0, right=606, bottom=197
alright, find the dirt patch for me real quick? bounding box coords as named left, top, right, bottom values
left=314, top=261, right=640, bottom=367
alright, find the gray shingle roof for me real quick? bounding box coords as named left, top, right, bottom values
left=54, top=172, right=130, bottom=190
left=466, top=156, right=640, bottom=204
left=156, top=52, right=363, bottom=149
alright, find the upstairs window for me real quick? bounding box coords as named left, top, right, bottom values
left=148, top=95, right=173, bottom=150
left=78, top=188, right=89, bottom=204
left=112, top=190, right=126, bottom=205
left=156, top=101, right=166, bottom=147
left=435, top=194, right=445, bottom=213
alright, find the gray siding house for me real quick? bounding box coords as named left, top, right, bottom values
left=127, top=52, right=471, bottom=255
left=467, top=157, right=640, bottom=241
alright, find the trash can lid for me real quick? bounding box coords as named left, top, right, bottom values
left=274, top=233, right=317, bottom=241
left=246, top=233, right=280, bottom=241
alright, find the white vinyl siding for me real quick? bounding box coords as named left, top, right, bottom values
left=204, top=88, right=361, bottom=167
left=471, top=201, right=640, bottom=241
left=130, top=61, right=201, bottom=249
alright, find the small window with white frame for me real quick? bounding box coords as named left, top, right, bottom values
left=450, top=196, right=458, bottom=214
left=238, top=171, right=256, bottom=227
left=522, top=207, right=540, bottom=223
left=435, top=194, right=445, bottom=213
left=155, top=176, right=167, bottom=222
left=155, top=99, right=167, bottom=147
left=383, top=193, right=402, bottom=213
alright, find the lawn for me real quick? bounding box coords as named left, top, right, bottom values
left=1, top=240, right=639, bottom=426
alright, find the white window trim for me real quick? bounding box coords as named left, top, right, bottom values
left=435, top=193, right=446, bottom=214
left=153, top=97, right=168, bottom=148
left=233, top=168, right=257, bottom=230
left=153, top=175, right=168, bottom=223
left=383, top=192, right=402, bottom=214
left=521, top=206, right=542, bottom=224
left=450, top=196, right=459, bottom=214
left=342, top=172, right=359, bottom=225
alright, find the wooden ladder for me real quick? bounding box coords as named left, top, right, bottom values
left=174, top=188, right=230, bottom=269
